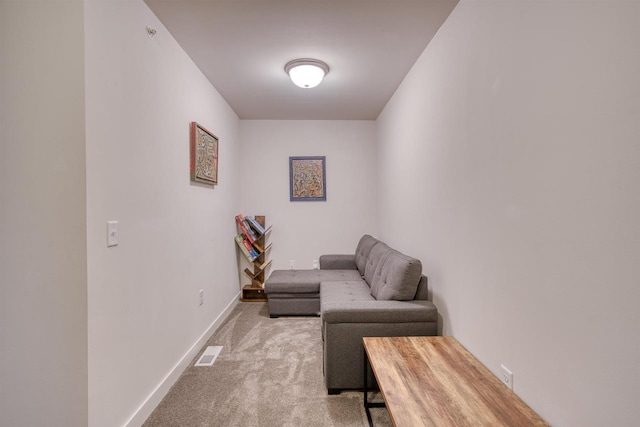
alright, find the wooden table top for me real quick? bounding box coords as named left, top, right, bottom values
left=363, top=336, right=548, bottom=427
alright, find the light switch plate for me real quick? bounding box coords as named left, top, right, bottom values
left=107, top=221, right=119, bottom=247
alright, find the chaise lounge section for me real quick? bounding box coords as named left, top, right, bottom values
left=264, top=269, right=362, bottom=317
left=264, top=235, right=439, bottom=393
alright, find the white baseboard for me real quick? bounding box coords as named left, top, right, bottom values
left=123, top=293, right=240, bottom=427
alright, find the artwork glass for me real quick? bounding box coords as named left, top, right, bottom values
left=289, top=156, right=326, bottom=201
left=190, top=122, right=218, bottom=186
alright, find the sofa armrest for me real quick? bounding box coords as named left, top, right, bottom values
left=322, top=300, right=437, bottom=324
left=319, top=254, right=357, bottom=270
left=322, top=299, right=438, bottom=391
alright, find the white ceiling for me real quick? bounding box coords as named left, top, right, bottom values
left=144, top=0, right=459, bottom=120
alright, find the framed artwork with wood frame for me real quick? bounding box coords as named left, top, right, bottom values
left=289, top=156, right=326, bottom=201
left=190, top=122, right=219, bottom=186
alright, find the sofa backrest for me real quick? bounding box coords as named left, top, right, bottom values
left=369, top=249, right=422, bottom=301
left=355, top=234, right=381, bottom=276
left=413, top=275, right=429, bottom=301
left=363, top=241, right=391, bottom=285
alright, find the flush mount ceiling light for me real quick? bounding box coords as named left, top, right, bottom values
left=284, top=58, right=330, bottom=89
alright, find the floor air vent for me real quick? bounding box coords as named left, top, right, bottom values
left=194, top=346, right=223, bottom=367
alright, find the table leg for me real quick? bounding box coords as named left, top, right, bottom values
left=363, top=346, right=386, bottom=427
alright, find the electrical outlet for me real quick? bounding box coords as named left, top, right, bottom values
left=313, top=259, right=319, bottom=269
left=500, top=364, right=513, bottom=390
left=289, top=260, right=295, bottom=270
left=199, top=289, right=204, bottom=306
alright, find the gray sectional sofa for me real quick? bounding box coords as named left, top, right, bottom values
left=264, top=235, right=438, bottom=393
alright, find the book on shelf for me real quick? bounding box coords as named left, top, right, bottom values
left=242, top=218, right=258, bottom=240
left=235, top=214, right=255, bottom=243
left=234, top=234, right=256, bottom=262
left=245, top=216, right=266, bottom=235
left=242, top=238, right=260, bottom=258
left=258, top=259, right=272, bottom=271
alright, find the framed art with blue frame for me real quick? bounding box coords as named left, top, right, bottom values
left=289, top=156, right=326, bottom=201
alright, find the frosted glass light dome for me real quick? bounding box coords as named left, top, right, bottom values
left=285, top=59, right=330, bottom=89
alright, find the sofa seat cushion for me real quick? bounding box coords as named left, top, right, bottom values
left=320, top=280, right=373, bottom=328
left=267, top=293, right=319, bottom=300
left=265, top=269, right=362, bottom=294
left=320, top=280, right=374, bottom=305
left=318, top=269, right=363, bottom=282
left=322, top=300, right=437, bottom=324
left=320, top=279, right=437, bottom=324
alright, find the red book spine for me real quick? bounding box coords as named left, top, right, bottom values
left=235, top=215, right=255, bottom=243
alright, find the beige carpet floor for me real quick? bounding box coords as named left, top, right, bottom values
left=143, top=302, right=392, bottom=427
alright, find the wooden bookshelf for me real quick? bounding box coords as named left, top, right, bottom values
left=241, top=285, right=267, bottom=302
left=235, top=215, right=272, bottom=302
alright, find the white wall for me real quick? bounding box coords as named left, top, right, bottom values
left=0, top=1, right=88, bottom=426
left=84, top=1, right=241, bottom=426
left=377, top=1, right=640, bottom=425
left=240, top=121, right=377, bottom=272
